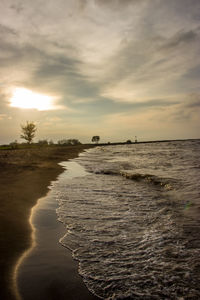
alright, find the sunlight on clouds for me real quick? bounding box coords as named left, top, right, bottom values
left=102, top=84, right=153, bottom=103
left=10, top=88, right=58, bottom=111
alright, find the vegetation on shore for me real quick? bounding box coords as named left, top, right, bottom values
left=0, top=121, right=88, bottom=150
left=20, top=121, right=37, bottom=144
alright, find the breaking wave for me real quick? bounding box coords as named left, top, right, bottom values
left=54, top=140, right=200, bottom=299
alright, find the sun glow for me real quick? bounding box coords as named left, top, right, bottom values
left=10, top=88, right=56, bottom=111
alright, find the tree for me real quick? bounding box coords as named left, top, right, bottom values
left=38, top=139, right=48, bottom=146
left=68, top=139, right=81, bottom=145
left=48, top=140, right=54, bottom=145
left=57, top=139, right=81, bottom=145
left=20, top=121, right=37, bottom=144
left=126, top=140, right=132, bottom=144
left=92, top=136, right=100, bottom=144
left=9, top=140, right=18, bottom=149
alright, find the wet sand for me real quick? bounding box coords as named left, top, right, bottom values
left=0, top=145, right=95, bottom=300
left=16, top=161, right=98, bottom=300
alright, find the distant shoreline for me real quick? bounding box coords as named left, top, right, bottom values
left=0, top=138, right=199, bottom=149
left=97, top=138, right=200, bottom=146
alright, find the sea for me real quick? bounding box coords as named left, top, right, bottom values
left=52, top=140, right=200, bottom=299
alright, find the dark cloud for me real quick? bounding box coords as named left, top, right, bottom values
left=31, top=53, right=100, bottom=101
left=161, top=30, right=198, bottom=50
left=0, top=89, right=10, bottom=109
left=0, top=24, right=17, bottom=36
left=165, top=0, right=200, bottom=21
left=169, top=94, right=200, bottom=122
left=0, top=26, right=99, bottom=102
left=100, top=25, right=200, bottom=99
left=143, top=0, right=200, bottom=31
left=10, top=3, right=24, bottom=14
left=0, top=41, right=40, bottom=66
left=78, top=0, right=88, bottom=11
left=183, top=65, right=200, bottom=80
left=184, top=94, right=200, bottom=108
left=72, top=97, right=178, bottom=118
left=95, top=0, right=141, bottom=7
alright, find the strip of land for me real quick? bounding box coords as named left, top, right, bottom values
left=0, top=145, right=94, bottom=300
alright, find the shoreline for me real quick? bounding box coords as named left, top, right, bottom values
left=15, top=160, right=98, bottom=300
left=0, top=145, right=95, bottom=300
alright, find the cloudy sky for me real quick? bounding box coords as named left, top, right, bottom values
left=0, top=0, right=200, bottom=143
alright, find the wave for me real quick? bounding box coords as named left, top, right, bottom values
left=120, top=171, right=174, bottom=190
left=94, top=168, right=174, bottom=190
left=55, top=141, right=200, bottom=299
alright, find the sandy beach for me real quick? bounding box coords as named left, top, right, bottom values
left=0, top=145, right=96, bottom=300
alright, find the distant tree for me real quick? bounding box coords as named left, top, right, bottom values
left=92, top=136, right=100, bottom=144
left=38, top=139, right=48, bottom=146
left=48, top=140, right=54, bottom=145
left=57, top=139, right=81, bottom=145
left=69, top=139, right=81, bottom=145
left=9, top=140, right=19, bottom=149
left=57, top=139, right=67, bottom=145
left=126, top=140, right=132, bottom=144
left=20, top=121, right=37, bottom=144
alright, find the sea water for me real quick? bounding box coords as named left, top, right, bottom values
left=52, top=140, right=200, bottom=299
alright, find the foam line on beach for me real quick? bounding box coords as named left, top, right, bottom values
left=14, top=160, right=97, bottom=300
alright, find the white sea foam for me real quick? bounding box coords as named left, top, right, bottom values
left=53, top=140, right=200, bottom=299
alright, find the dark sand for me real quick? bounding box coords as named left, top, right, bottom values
left=0, top=145, right=96, bottom=300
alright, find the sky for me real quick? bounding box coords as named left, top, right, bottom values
left=0, top=0, right=200, bottom=144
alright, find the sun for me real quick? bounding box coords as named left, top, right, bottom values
left=10, top=88, right=56, bottom=111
